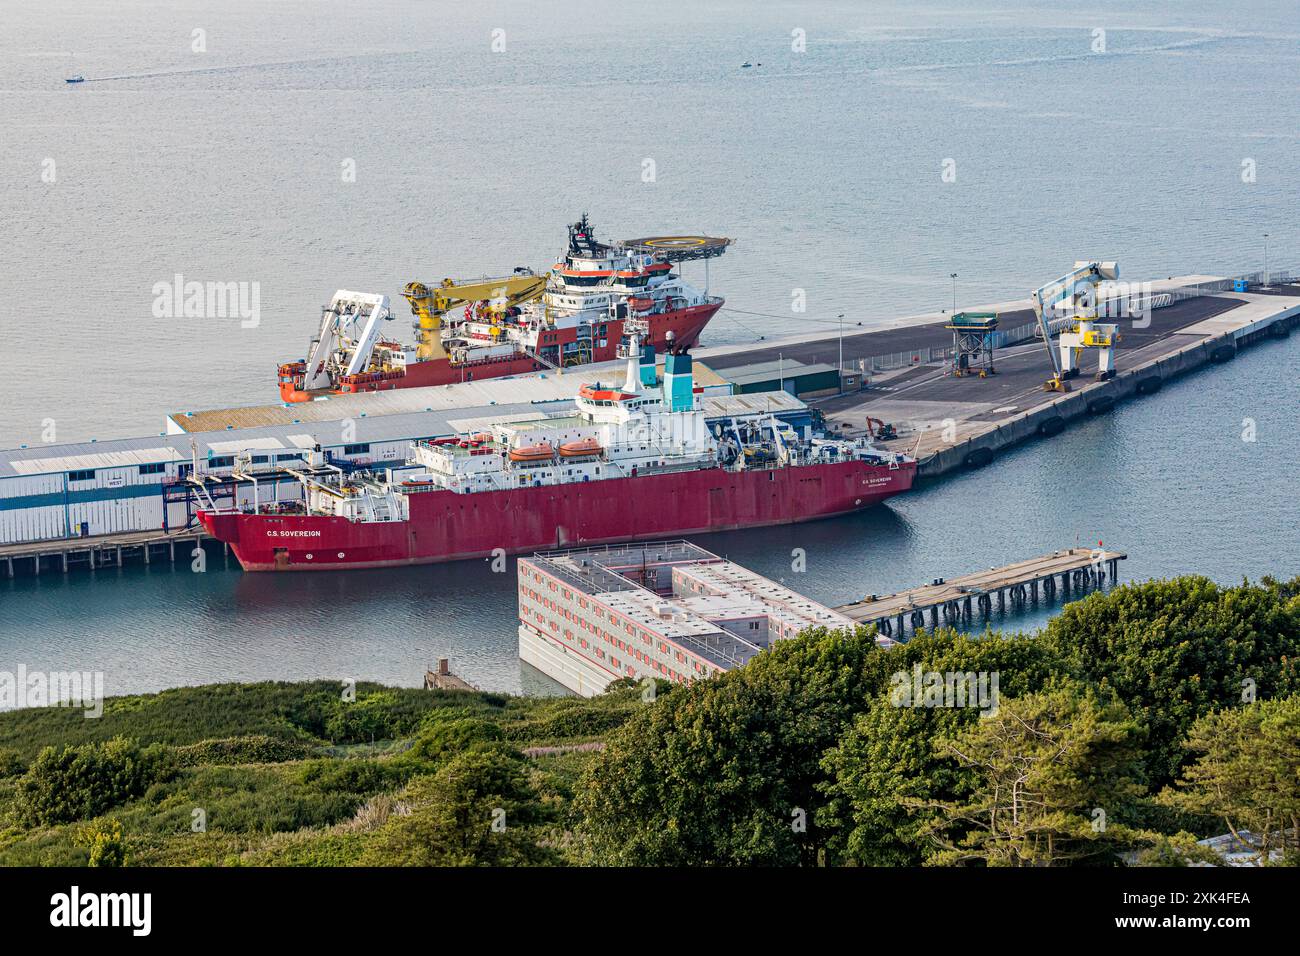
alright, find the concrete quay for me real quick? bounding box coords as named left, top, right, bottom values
left=739, top=279, right=1300, bottom=479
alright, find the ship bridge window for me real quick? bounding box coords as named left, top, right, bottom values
left=344, top=443, right=370, bottom=455
left=138, top=463, right=167, bottom=475
left=208, top=456, right=234, bottom=469
left=68, top=469, right=96, bottom=482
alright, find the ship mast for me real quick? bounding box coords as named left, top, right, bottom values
left=620, top=319, right=649, bottom=394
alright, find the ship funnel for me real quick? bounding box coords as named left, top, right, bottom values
left=640, top=343, right=657, bottom=388
left=664, top=348, right=695, bottom=412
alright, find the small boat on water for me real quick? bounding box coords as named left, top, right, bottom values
left=65, top=75, right=85, bottom=84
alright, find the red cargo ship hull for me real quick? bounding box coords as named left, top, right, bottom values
left=283, top=301, right=721, bottom=401
left=199, top=457, right=916, bottom=572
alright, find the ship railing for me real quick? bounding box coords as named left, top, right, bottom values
left=519, top=344, right=560, bottom=370
left=675, top=631, right=760, bottom=668
left=530, top=540, right=719, bottom=594
left=398, top=482, right=442, bottom=494
left=533, top=539, right=705, bottom=561
left=430, top=471, right=518, bottom=494
left=254, top=502, right=307, bottom=516
left=728, top=456, right=800, bottom=473
left=601, top=457, right=721, bottom=479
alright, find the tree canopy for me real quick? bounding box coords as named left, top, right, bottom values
left=578, top=577, right=1300, bottom=866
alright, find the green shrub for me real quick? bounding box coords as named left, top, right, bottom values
left=493, top=685, right=644, bottom=747
left=408, top=718, right=505, bottom=765
left=173, top=735, right=318, bottom=767
left=14, top=737, right=171, bottom=827
left=313, top=690, right=437, bottom=744
left=578, top=625, right=886, bottom=866
left=363, top=748, right=557, bottom=866
left=1039, top=577, right=1300, bottom=785
left=295, top=758, right=407, bottom=797
left=151, top=764, right=362, bottom=834
left=76, top=819, right=129, bottom=867
left=0, top=748, right=24, bottom=778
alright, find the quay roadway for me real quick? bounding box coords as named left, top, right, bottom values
left=799, top=288, right=1300, bottom=467
left=700, top=292, right=1241, bottom=374
left=815, top=293, right=1243, bottom=430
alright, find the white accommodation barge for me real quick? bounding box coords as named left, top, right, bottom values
left=518, top=540, right=890, bottom=696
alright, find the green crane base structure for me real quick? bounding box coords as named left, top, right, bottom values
left=946, top=312, right=999, bottom=378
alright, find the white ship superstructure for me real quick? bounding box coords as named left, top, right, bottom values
left=289, top=325, right=901, bottom=524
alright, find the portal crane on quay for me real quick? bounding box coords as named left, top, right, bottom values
left=1030, top=261, right=1121, bottom=391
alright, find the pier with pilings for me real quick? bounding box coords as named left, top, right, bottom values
left=837, top=547, right=1126, bottom=640
left=1, top=528, right=213, bottom=578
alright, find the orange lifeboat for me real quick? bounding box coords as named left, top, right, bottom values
left=508, top=442, right=553, bottom=462
left=628, top=296, right=655, bottom=313
left=559, top=437, right=603, bottom=458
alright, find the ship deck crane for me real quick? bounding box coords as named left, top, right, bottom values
left=402, top=270, right=547, bottom=361
left=1030, top=261, right=1120, bottom=392
left=298, top=291, right=393, bottom=392
left=767, top=414, right=793, bottom=465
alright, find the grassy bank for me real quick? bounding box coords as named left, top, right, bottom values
left=0, top=681, right=642, bottom=866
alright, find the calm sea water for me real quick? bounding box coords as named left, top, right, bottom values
left=1, top=1, right=1297, bottom=697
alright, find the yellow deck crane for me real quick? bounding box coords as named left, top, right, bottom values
left=402, top=270, right=547, bottom=361
left=1030, top=261, right=1120, bottom=392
